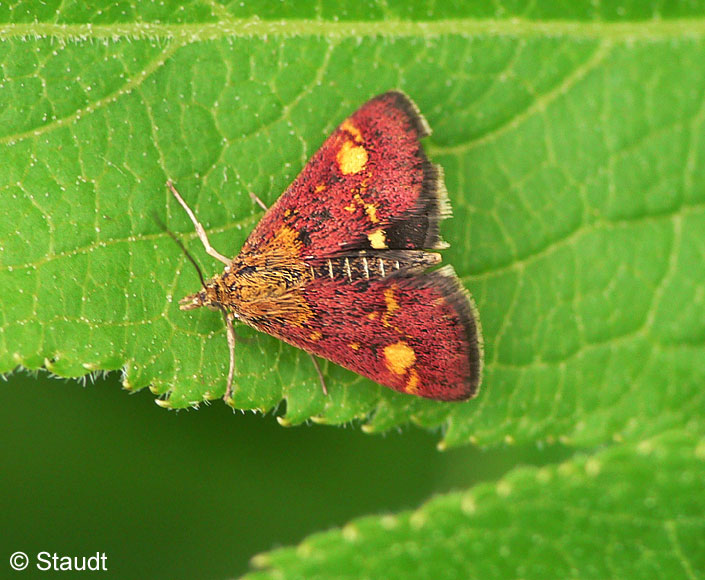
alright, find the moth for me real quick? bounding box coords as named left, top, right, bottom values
left=169, top=91, right=483, bottom=401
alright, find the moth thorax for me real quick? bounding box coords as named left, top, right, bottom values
left=232, top=267, right=305, bottom=303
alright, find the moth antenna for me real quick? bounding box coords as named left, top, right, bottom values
left=152, top=212, right=208, bottom=289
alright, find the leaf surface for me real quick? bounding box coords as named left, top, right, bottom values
left=246, top=431, right=705, bottom=580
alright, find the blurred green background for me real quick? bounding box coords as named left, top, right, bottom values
left=1, top=372, right=568, bottom=579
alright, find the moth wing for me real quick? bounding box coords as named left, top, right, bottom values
left=232, top=92, right=483, bottom=399
left=240, top=91, right=448, bottom=259
left=253, top=266, right=483, bottom=401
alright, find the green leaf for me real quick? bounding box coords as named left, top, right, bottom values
left=246, top=430, right=705, bottom=579
left=1, top=4, right=704, bottom=447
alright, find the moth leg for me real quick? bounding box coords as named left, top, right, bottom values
left=308, top=354, right=328, bottom=396
left=166, top=180, right=231, bottom=266
left=249, top=192, right=269, bottom=212
left=223, top=311, right=237, bottom=402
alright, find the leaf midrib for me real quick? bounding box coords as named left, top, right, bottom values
left=2, top=18, right=705, bottom=41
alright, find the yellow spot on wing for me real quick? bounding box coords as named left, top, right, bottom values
left=368, top=228, right=387, bottom=249
left=384, top=288, right=399, bottom=313
left=384, top=341, right=416, bottom=376
left=382, top=287, right=399, bottom=328
left=340, top=119, right=364, bottom=143
left=364, top=202, right=379, bottom=223
left=310, top=331, right=322, bottom=341
left=337, top=140, right=368, bottom=175
left=405, top=369, right=420, bottom=394
left=349, top=342, right=360, bottom=351
left=315, top=184, right=326, bottom=193
left=269, top=225, right=303, bottom=257
left=345, top=193, right=380, bottom=223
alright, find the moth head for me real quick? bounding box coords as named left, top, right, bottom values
left=179, top=277, right=228, bottom=312
left=178, top=289, right=207, bottom=311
